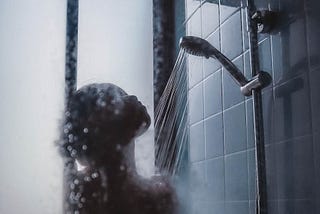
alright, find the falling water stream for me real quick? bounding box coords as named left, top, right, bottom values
left=155, top=49, right=189, bottom=176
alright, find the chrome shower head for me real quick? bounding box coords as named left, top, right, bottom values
left=179, top=36, right=217, bottom=59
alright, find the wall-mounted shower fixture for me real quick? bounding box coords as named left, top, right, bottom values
left=179, top=36, right=272, bottom=96
left=252, top=10, right=278, bottom=34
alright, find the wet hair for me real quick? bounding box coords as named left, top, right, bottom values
left=61, top=83, right=151, bottom=164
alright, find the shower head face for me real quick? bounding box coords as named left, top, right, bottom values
left=179, top=36, right=216, bottom=58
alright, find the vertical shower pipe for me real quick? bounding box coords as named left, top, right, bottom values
left=247, top=1, right=268, bottom=214
left=65, top=0, right=79, bottom=101
left=64, top=1, right=79, bottom=212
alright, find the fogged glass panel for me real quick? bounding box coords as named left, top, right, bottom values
left=77, top=0, right=154, bottom=177
left=0, top=0, right=65, bottom=213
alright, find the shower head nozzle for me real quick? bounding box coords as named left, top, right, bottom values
left=179, top=36, right=216, bottom=59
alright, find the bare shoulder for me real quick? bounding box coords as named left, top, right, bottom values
left=125, top=175, right=178, bottom=214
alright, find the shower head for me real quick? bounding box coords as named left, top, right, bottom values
left=179, top=36, right=217, bottom=59
left=180, top=36, right=249, bottom=87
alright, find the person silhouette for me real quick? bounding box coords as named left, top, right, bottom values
left=60, top=83, right=177, bottom=214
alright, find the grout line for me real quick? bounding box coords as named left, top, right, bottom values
left=257, top=36, right=269, bottom=45
left=204, top=6, right=245, bottom=40
left=223, top=100, right=245, bottom=112
left=183, top=0, right=206, bottom=26
left=206, top=155, right=225, bottom=162
left=224, top=149, right=248, bottom=158
left=272, top=134, right=314, bottom=146
left=202, top=68, right=221, bottom=83
left=273, top=71, right=307, bottom=88
left=203, top=111, right=223, bottom=122
left=217, top=0, right=227, bottom=207
left=190, top=119, right=204, bottom=127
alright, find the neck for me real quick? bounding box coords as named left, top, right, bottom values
left=97, top=140, right=137, bottom=179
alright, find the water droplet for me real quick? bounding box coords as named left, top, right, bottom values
left=69, top=191, right=76, bottom=200
left=100, top=101, right=106, bottom=106
left=91, top=172, right=99, bottom=179
left=120, top=165, right=125, bottom=171
left=116, top=144, right=121, bottom=151
left=80, top=197, right=86, bottom=203
left=70, top=183, right=75, bottom=190
left=65, top=111, right=71, bottom=117
left=74, top=210, right=79, bottom=214
left=68, top=134, right=74, bottom=143
left=64, top=128, right=69, bottom=134
left=71, top=149, right=77, bottom=157
left=82, top=145, right=88, bottom=150
left=74, top=179, right=79, bottom=185
left=75, top=192, right=81, bottom=200
left=96, top=98, right=106, bottom=107
left=83, top=128, right=88, bottom=133
left=78, top=203, right=83, bottom=208
left=66, top=122, right=72, bottom=129
left=84, top=176, right=92, bottom=182
left=67, top=146, right=73, bottom=151
left=99, top=92, right=104, bottom=97
left=114, top=109, right=120, bottom=115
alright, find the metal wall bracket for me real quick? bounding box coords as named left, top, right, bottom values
left=252, top=10, right=278, bottom=34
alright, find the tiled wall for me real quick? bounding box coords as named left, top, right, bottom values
left=185, top=0, right=320, bottom=213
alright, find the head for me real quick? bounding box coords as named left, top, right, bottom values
left=61, top=83, right=151, bottom=166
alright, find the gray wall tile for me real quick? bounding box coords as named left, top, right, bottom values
left=220, top=1, right=241, bottom=23
left=190, top=162, right=207, bottom=200
left=273, top=18, right=309, bottom=85
left=225, top=202, right=249, bottom=214
left=274, top=74, right=312, bottom=142
left=265, top=144, right=278, bottom=200
left=262, top=89, right=275, bottom=145
left=205, top=113, right=224, bottom=158
left=188, top=8, right=202, bottom=37
left=278, top=200, right=316, bottom=214
left=225, top=151, right=248, bottom=200
left=204, top=70, right=222, bottom=117
left=248, top=149, right=256, bottom=200
left=189, top=55, right=203, bottom=88
left=190, top=122, right=205, bottom=162
left=275, top=136, right=315, bottom=199
left=189, top=83, right=204, bottom=124
left=201, top=2, right=219, bottom=38
left=246, top=99, right=255, bottom=149
left=224, top=102, right=247, bottom=154
left=221, top=11, right=243, bottom=60
left=310, top=70, right=320, bottom=133
left=206, top=157, right=225, bottom=201
left=203, top=31, right=221, bottom=77
left=186, top=0, right=201, bottom=18
left=222, top=56, right=245, bottom=109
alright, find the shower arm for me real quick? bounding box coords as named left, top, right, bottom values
left=207, top=48, right=271, bottom=97
left=179, top=36, right=271, bottom=97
